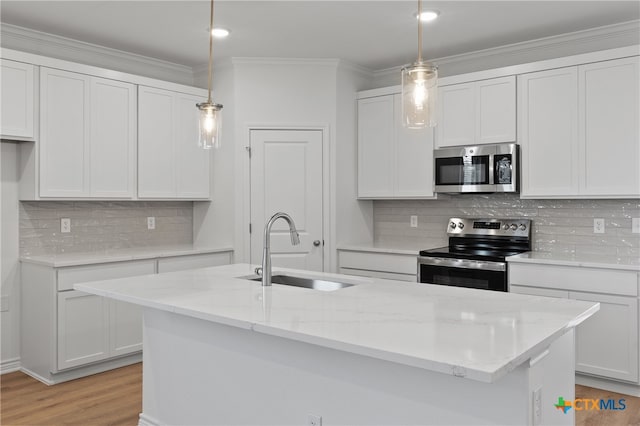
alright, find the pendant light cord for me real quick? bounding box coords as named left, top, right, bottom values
left=207, top=0, right=214, bottom=103
left=417, top=0, right=423, bottom=63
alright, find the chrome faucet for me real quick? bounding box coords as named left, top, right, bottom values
left=257, top=212, right=300, bottom=286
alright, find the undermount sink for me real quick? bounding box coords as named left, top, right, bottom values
left=242, top=274, right=355, bottom=292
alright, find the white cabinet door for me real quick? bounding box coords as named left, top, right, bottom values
left=357, top=95, right=394, bottom=197
left=175, top=92, right=210, bottom=199
left=476, top=76, right=516, bottom=144
left=569, top=291, right=638, bottom=383
left=138, top=86, right=210, bottom=199
left=138, top=86, right=175, bottom=198
left=394, top=95, right=435, bottom=197
left=579, top=57, right=640, bottom=197
left=90, top=78, right=136, bottom=198
left=437, top=82, right=475, bottom=148
left=109, top=300, right=143, bottom=357
left=1, top=59, right=36, bottom=140
left=57, top=291, right=109, bottom=370
left=519, top=67, right=579, bottom=197
left=39, top=68, right=91, bottom=197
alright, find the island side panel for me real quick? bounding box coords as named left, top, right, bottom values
left=139, top=309, right=553, bottom=426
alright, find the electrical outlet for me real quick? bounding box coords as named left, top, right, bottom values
left=532, top=387, right=542, bottom=426
left=307, top=414, right=322, bottom=426
left=147, top=216, right=156, bottom=230
left=593, top=218, right=605, bottom=234
left=632, top=218, right=640, bottom=234
left=410, top=215, right=418, bottom=228
left=60, top=218, right=71, bottom=233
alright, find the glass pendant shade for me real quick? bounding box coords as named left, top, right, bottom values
left=197, top=102, right=223, bottom=149
left=401, top=61, right=438, bottom=128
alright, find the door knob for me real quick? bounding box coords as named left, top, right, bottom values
left=313, top=240, right=321, bottom=247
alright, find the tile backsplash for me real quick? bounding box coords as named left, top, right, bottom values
left=374, top=194, right=640, bottom=260
left=20, top=201, right=193, bottom=256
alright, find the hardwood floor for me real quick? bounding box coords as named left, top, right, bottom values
left=1, top=364, right=639, bottom=425
left=1, top=364, right=141, bottom=426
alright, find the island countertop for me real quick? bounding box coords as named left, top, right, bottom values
left=75, top=263, right=599, bottom=383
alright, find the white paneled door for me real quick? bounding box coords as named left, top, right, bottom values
left=250, top=129, right=324, bottom=272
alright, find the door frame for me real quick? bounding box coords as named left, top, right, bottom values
left=239, top=124, right=331, bottom=272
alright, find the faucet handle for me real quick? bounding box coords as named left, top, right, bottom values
left=255, top=267, right=263, bottom=276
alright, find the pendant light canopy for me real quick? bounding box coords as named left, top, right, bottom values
left=401, top=0, right=438, bottom=129
left=197, top=0, right=223, bottom=149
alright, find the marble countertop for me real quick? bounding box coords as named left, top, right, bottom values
left=507, top=252, right=640, bottom=271
left=76, top=263, right=599, bottom=383
left=20, top=245, right=234, bottom=267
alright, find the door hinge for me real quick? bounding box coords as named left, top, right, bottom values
left=245, top=146, right=252, bottom=158
left=249, top=223, right=252, bottom=234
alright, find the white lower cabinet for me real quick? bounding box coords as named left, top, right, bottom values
left=57, top=291, right=110, bottom=370
left=338, top=249, right=417, bottom=282
left=21, top=250, right=233, bottom=383
left=509, top=262, right=639, bottom=384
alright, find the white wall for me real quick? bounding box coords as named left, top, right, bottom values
left=193, top=62, right=236, bottom=252
left=1, top=143, right=21, bottom=372
left=333, top=63, right=375, bottom=270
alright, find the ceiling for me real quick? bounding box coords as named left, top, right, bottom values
left=1, top=1, right=638, bottom=71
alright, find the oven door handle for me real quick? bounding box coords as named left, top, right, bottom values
left=418, top=256, right=506, bottom=272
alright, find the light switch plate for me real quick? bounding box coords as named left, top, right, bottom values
left=632, top=218, right=640, bottom=234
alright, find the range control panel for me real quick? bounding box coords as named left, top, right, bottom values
left=446, top=218, right=531, bottom=238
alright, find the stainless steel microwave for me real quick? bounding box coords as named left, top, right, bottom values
left=433, top=143, right=519, bottom=193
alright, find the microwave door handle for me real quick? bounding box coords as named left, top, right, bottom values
left=488, top=154, right=495, bottom=185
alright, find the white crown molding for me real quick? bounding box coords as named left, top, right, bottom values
left=0, top=23, right=195, bottom=85
left=230, top=57, right=341, bottom=67
left=373, top=20, right=640, bottom=79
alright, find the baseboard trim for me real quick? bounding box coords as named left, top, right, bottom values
left=138, top=413, right=160, bottom=426
left=0, top=358, right=21, bottom=374
left=576, top=373, right=640, bottom=397
left=20, top=367, right=55, bottom=385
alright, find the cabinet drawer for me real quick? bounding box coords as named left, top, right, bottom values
left=157, top=252, right=232, bottom=273
left=338, top=251, right=417, bottom=275
left=57, top=260, right=156, bottom=291
left=509, top=263, right=638, bottom=296
left=339, top=267, right=416, bottom=282
left=509, top=285, right=569, bottom=298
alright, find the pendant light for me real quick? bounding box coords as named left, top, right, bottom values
left=401, top=0, right=438, bottom=129
left=196, top=0, right=223, bottom=149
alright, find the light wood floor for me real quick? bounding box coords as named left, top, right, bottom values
left=1, top=364, right=639, bottom=425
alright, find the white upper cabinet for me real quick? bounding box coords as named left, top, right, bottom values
left=358, top=93, right=435, bottom=199
left=39, top=68, right=136, bottom=198
left=519, top=67, right=579, bottom=197
left=520, top=56, right=639, bottom=198
left=138, top=86, right=210, bottom=199
left=436, top=76, right=516, bottom=148
left=579, top=57, right=640, bottom=197
left=1, top=59, right=36, bottom=141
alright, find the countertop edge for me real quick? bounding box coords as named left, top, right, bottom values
left=506, top=253, right=640, bottom=272
left=20, top=246, right=234, bottom=267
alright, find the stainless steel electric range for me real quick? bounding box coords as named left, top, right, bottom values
left=418, top=218, right=532, bottom=292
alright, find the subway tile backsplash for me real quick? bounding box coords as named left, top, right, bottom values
left=19, top=201, right=193, bottom=256
left=373, top=194, right=640, bottom=261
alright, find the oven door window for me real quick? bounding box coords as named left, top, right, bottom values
left=419, top=264, right=506, bottom=291
left=435, top=156, right=490, bottom=186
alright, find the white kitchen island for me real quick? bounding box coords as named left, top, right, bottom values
left=76, top=264, right=599, bottom=426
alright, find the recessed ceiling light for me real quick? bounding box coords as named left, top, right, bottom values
left=211, top=28, right=230, bottom=38
left=416, top=10, right=439, bottom=22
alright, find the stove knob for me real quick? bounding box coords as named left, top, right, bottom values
left=450, top=222, right=457, bottom=229
left=510, top=224, right=518, bottom=231
left=502, top=224, right=510, bottom=230
left=519, top=224, right=527, bottom=231
left=458, top=222, right=464, bottom=229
